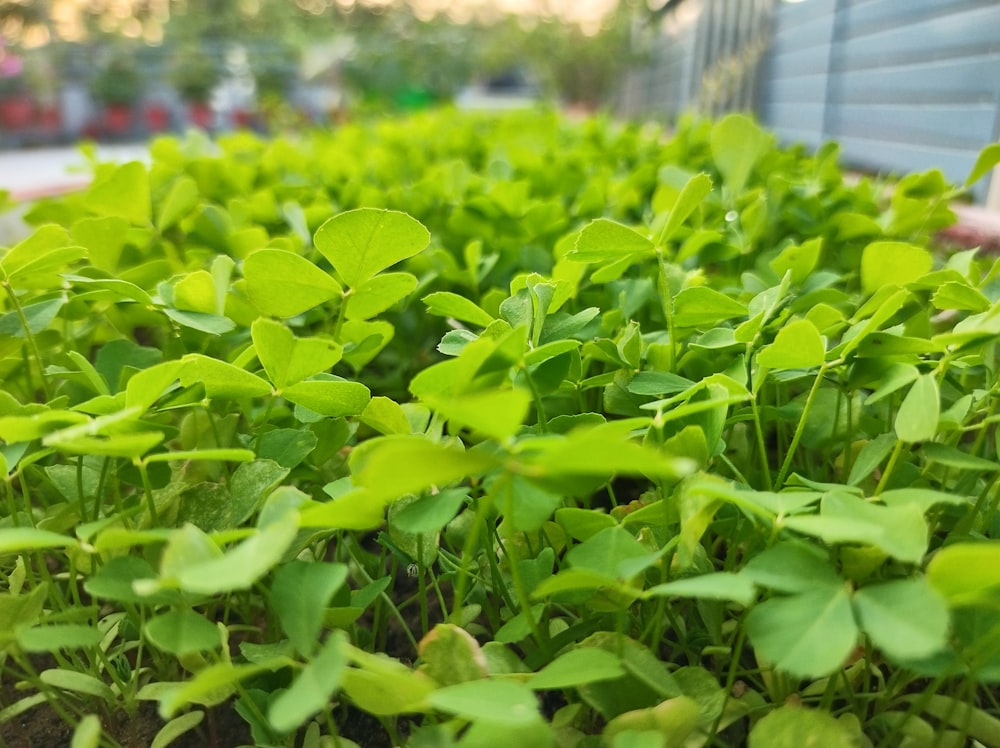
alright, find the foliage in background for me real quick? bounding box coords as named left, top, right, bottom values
left=2, top=109, right=1000, bottom=747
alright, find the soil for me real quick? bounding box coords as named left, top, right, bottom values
left=0, top=698, right=252, bottom=748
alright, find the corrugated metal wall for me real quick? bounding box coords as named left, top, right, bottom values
left=622, top=0, right=1000, bottom=204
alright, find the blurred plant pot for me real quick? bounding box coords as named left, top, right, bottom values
left=103, top=104, right=133, bottom=137
left=145, top=102, right=170, bottom=132
left=0, top=95, right=33, bottom=130
left=188, top=101, right=212, bottom=129
left=233, top=107, right=256, bottom=129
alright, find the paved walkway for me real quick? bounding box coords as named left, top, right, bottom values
left=0, top=144, right=148, bottom=201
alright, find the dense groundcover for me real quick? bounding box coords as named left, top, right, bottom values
left=2, top=110, right=1000, bottom=747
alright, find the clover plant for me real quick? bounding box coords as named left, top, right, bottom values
left=1, top=109, right=1000, bottom=747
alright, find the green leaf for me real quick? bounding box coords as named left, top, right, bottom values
left=745, top=584, right=857, bottom=678
left=243, top=248, right=342, bottom=318
left=15, top=624, right=103, bottom=653
left=423, top=291, right=496, bottom=327
left=710, top=114, right=768, bottom=194
left=252, top=318, right=342, bottom=388
left=144, top=610, right=220, bottom=656
left=575, top=633, right=682, bottom=720
left=158, top=660, right=289, bottom=718
left=741, top=542, right=840, bottom=593
left=268, top=631, right=349, bottom=733
left=863, top=363, right=919, bottom=405
left=927, top=542, right=1000, bottom=606
left=853, top=578, right=949, bottom=662
left=164, top=516, right=298, bottom=596
left=173, top=270, right=218, bottom=315
left=428, top=679, right=540, bottom=725
left=757, top=319, right=825, bottom=370
left=423, top=388, right=531, bottom=441
left=71, top=216, right=129, bottom=273
left=314, top=208, right=430, bottom=288
left=847, top=433, right=897, bottom=485
left=40, top=669, right=116, bottom=703
left=530, top=648, right=625, bottom=690
left=565, top=526, right=649, bottom=578
left=282, top=379, right=370, bottom=417
left=671, top=287, right=747, bottom=329
left=340, top=646, right=436, bottom=716
left=256, top=428, right=319, bottom=469
left=0, top=226, right=84, bottom=285
left=150, top=711, right=204, bottom=748
left=156, top=176, right=200, bottom=232
left=894, top=374, right=939, bottom=443
left=346, top=272, right=418, bottom=320
left=180, top=354, right=272, bottom=400
left=769, top=238, right=822, bottom=285
left=487, top=473, right=561, bottom=532
left=271, top=561, right=348, bottom=658
left=784, top=491, right=928, bottom=564
left=627, top=371, right=694, bottom=397
left=570, top=219, right=654, bottom=262
left=0, top=297, right=66, bottom=338
left=359, top=396, right=411, bottom=435
left=645, top=572, right=756, bottom=606
left=418, top=623, right=488, bottom=686
left=749, top=705, right=856, bottom=748
left=522, top=421, right=695, bottom=481
left=83, top=161, right=151, bottom=226
left=921, top=442, right=999, bottom=472
left=70, top=714, right=101, bottom=748
left=860, top=241, right=933, bottom=295
left=966, top=143, right=1000, bottom=186
left=878, top=487, right=967, bottom=512
left=350, top=436, right=498, bottom=502
left=654, top=173, right=712, bottom=245
left=932, top=281, right=991, bottom=312
left=392, top=488, right=468, bottom=534
left=0, top=528, right=76, bottom=555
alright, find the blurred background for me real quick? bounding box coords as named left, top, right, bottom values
left=0, top=0, right=998, bottom=205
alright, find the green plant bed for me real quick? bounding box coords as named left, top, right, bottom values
left=2, top=110, right=1000, bottom=747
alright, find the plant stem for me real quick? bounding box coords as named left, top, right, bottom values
left=775, top=360, right=840, bottom=489
left=522, top=365, right=549, bottom=432
left=749, top=398, right=772, bottom=490
left=873, top=440, right=905, bottom=496
left=135, top=458, right=159, bottom=526
left=2, top=280, right=52, bottom=401
left=657, top=253, right=677, bottom=372
left=449, top=495, right=491, bottom=624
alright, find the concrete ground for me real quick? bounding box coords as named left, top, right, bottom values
left=0, top=144, right=148, bottom=245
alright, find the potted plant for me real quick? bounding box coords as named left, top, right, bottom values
left=0, top=45, right=33, bottom=134
left=90, top=49, right=141, bottom=138
left=171, top=46, right=220, bottom=130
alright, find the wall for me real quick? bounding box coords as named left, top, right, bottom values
left=623, top=0, right=1000, bottom=204
left=760, top=0, right=1000, bottom=201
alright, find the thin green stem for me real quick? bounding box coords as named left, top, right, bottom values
left=2, top=280, right=52, bottom=401
left=657, top=253, right=677, bottom=372
left=449, top=495, right=491, bottom=623
left=873, top=440, right=905, bottom=496
left=749, top=398, right=772, bottom=490
left=416, top=534, right=429, bottom=637
left=497, top=532, right=548, bottom=654
left=775, top=362, right=837, bottom=489
left=135, top=459, right=159, bottom=526
left=332, top=290, right=351, bottom=341
left=522, top=365, right=549, bottom=432
left=76, top=455, right=88, bottom=523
